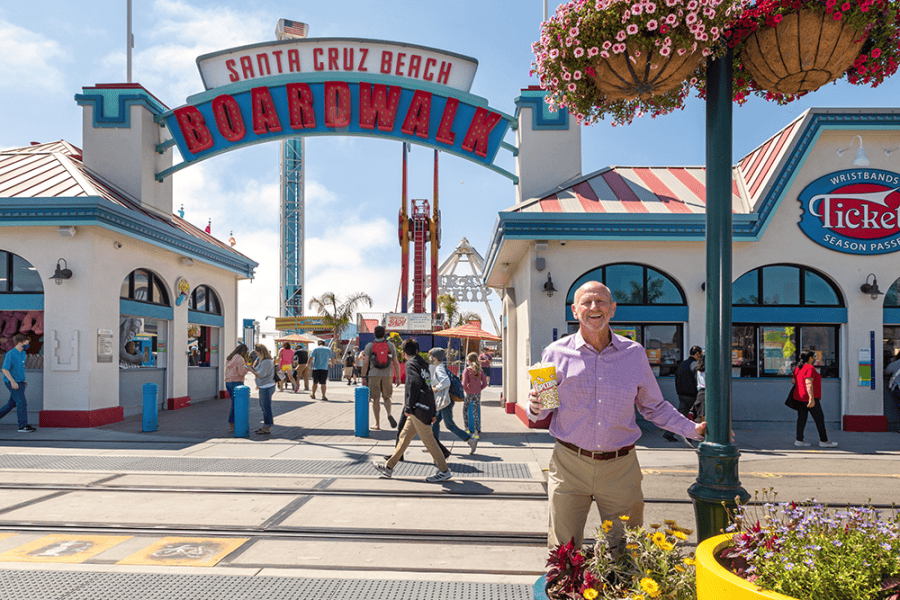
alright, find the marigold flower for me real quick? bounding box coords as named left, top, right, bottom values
left=639, top=577, right=660, bottom=597
left=601, top=520, right=614, bottom=532
left=583, top=588, right=599, bottom=600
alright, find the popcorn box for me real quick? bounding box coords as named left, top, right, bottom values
left=528, top=362, right=559, bottom=409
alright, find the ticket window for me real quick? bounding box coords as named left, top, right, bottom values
left=120, top=317, right=166, bottom=369
left=188, top=325, right=219, bottom=367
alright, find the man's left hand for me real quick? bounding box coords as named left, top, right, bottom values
left=695, top=421, right=707, bottom=439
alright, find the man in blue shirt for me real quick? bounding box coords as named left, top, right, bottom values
left=1, top=334, right=36, bottom=432
left=307, top=340, right=335, bottom=401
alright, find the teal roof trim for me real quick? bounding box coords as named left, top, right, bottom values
left=0, top=197, right=257, bottom=279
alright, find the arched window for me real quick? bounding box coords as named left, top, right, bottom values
left=120, top=269, right=170, bottom=306
left=732, top=265, right=844, bottom=379
left=566, top=264, right=687, bottom=376
left=188, top=285, right=221, bottom=314
left=733, top=264, right=842, bottom=306
left=0, top=250, right=43, bottom=293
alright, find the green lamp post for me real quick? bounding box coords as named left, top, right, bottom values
left=687, top=47, right=751, bottom=542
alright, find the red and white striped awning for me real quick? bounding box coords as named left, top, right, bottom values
left=514, top=115, right=802, bottom=216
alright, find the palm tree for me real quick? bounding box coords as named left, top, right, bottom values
left=308, top=291, right=373, bottom=353
left=437, top=294, right=481, bottom=328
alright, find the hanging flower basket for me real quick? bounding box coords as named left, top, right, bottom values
left=739, top=9, right=865, bottom=95
left=589, top=42, right=704, bottom=101
left=722, top=0, right=900, bottom=105
left=531, top=0, right=743, bottom=126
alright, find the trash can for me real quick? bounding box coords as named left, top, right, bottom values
left=354, top=385, right=370, bottom=437
left=142, top=383, right=158, bottom=432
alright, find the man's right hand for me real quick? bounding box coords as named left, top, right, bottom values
left=9, top=381, right=18, bottom=390
left=528, top=388, right=542, bottom=415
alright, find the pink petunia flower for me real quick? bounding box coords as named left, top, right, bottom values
left=647, top=19, right=659, bottom=30
left=616, top=29, right=628, bottom=41
left=627, top=24, right=639, bottom=34
left=574, top=47, right=585, bottom=57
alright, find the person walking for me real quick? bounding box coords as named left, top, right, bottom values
left=664, top=346, right=702, bottom=443
left=462, top=352, right=488, bottom=439
left=247, top=344, right=276, bottom=435
left=294, top=344, right=309, bottom=392
left=343, top=348, right=356, bottom=385
left=224, top=344, right=250, bottom=431
left=362, top=326, right=400, bottom=430
left=308, top=340, right=334, bottom=401
left=793, top=350, right=838, bottom=448
left=692, top=353, right=707, bottom=424
left=429, top=348, right=478, bottom=455
left=277, top=342, right=296, bottom=392
left=0, top=334, right=36, bottom=432
left=373, top=338, right=452, bottom=482
left=478, top=349, right=492, bottom=385
left=528, top=281, right=705, bottom=549
left=354, top=349, right=366, bottom=386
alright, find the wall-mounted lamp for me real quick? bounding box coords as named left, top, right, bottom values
left=836, top=135, right=870, bottom=166
left=860, top=273, right=884, bottom=299
left=49, top=259, right=72, bottom=285
left=543, top=273, right=557, bottom=297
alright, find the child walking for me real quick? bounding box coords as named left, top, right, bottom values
left=462, top=352, right=488, bottom=438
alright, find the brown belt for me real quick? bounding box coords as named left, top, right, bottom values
left=557, top=439, right=635, bottom=461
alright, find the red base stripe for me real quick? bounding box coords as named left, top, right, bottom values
left=167, top=396, right=191, bottom=410
left=512, top=402, right=551, bottom=429
left=842, top=414, right=888, bottom=432
left=39, top=407, right=124, bottom=428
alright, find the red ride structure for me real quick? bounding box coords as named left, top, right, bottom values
left=398, top=145, right=440, bottom=314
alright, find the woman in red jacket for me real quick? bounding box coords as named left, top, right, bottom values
left=793, top=350, right=838, bottom=448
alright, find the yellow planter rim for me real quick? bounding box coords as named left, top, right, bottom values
left=696, top=533, right=797, bottom=600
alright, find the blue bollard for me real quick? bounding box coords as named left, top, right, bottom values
left=142, top=383, right=158, bottom=432
left=233, top=385, right=250, bottom=438
left=354, top=386, right=370, bottom=437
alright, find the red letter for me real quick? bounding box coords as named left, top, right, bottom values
left=408, top=55, right=422, bottom=79
left=358, top=48, right=369, bottom=71
left=401, top=90, right=431, bottom=138
left=250, top=86, right=283, bottom=134
left=174, top=106, right=214, bottom=154
left=226, top=59, right=239, bottom=82
left=313, top=48, right=324, bottom=71
left=324, top=81, right=351, bottom=128
left=436, top=97, right=459, bottom=145
left=395, top=52, right=407, bottom=76
left=239, top=56, right=255, bottom=79
left=286, top=83, right=317, bottom=129
left=437, top=61, right=452, bottom=85
left=461, top=107, right=502, bottom=157
left=272, top=50, right=284, bottom=73
left=256, top=53, right=271, bottom=77
left=328, top=48, right=339, bottom=70
left=343, top=48, right=354, bottom=70
left=211, top=94, right=246, bottom=142
left=380, top=51, right=393, bottom=74
left=423, top=58, right=437, bottom=81
left=359, top=83, right=401, bottom=131
left=288, top=49, right=301, bottom=72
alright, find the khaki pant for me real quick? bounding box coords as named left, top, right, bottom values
left=547, top=442, right=643, bottom=549
left=368, top=376, right=393, bottom=426
left=386, top=414, right=447, bottom=472
left=297, top=365, right=309, bottom=390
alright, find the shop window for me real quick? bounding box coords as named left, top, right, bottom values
left=0, top=251, right=43, bottom=293
left=120, top=316, right=165, bottom=369
left=188, top=323, right=218, bottom=367
left=121, top=269, right=170, bottom=306
left=567, top=263, right=686, bottom=310
left=733, top=265, right=842, bottom=307
left=732, top=324, right=838, bottom=378
left=0, top=251, right=43, bottom=368
left=188, top=285, right=221, bottom=314
left=611, top=323, right=683, bottom=376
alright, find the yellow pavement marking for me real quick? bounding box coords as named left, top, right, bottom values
left=0, top=534, right=132, bottom=563
left=0, top=533, right=16, bottom=541
left=643, top=469, right=900, bottom=478
left=118, top=537, right=248, bottom=567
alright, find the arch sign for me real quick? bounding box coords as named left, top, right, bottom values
left=156, top=38, right=517, bottom=181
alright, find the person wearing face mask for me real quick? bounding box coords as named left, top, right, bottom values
left=0, top=334, right=36, bottom=432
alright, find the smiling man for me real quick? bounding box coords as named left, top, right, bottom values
left=529, top=281, right=706, bottom=549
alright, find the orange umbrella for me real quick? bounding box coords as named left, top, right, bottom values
left=274, top=333, right=318, bottom=344
left=433, top=321, right=500, bottom=364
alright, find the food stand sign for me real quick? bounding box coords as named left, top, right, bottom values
left=798, top=169, right=900, bottom=255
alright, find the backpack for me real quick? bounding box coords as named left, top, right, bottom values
left=447, top=368, right=466, bottom=402
left=370, top=340, right=391, bottom=369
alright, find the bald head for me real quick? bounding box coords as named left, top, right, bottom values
left=573, top=281, right=612, bottom=307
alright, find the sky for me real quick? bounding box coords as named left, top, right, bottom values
left=3, top=0, right=900, bottom=336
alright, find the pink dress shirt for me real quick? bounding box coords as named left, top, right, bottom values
left=530, top=330, right=700, bottom=451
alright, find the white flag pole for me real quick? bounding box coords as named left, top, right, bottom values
left=127, top=0, right=133, bottom=83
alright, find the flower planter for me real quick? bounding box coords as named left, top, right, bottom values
left=590, top=44, right=703, bottom=101
left=739, top=9, right=866, bottom=96
left=695, top=534, right=797, bottom=600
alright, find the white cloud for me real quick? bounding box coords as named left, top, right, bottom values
left=0, top=18, right=68, bottom=95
